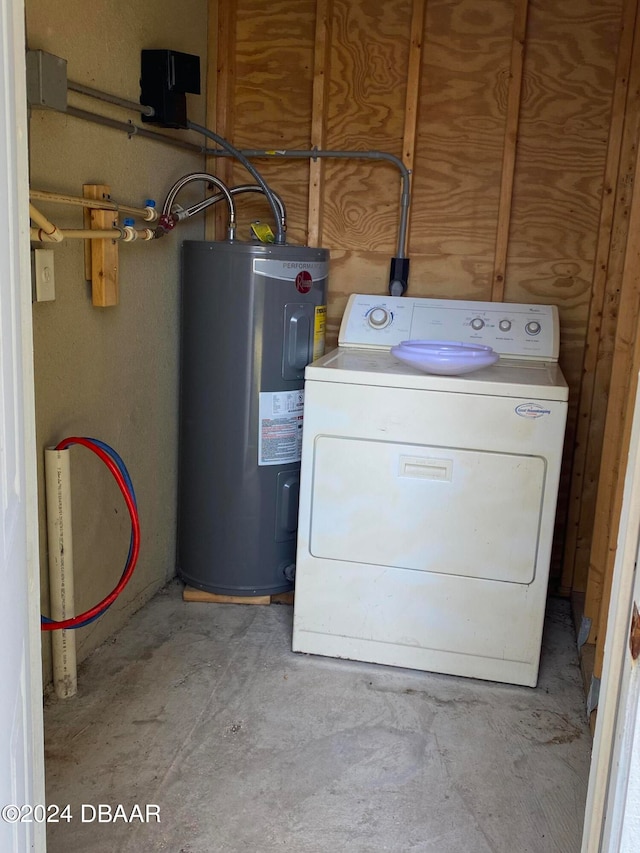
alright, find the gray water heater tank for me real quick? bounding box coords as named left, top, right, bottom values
left=177, top=240, right=329, bottom=596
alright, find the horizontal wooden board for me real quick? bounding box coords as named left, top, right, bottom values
left=183, top=586, right=294, bottom=605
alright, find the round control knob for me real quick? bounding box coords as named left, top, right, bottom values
left=368, top=307, right=390, bottom=328
left=499, top=319, right=512, bottom=332
left=471, top=317, right=485, bottom=331
left=525, top=321, right=542, bottom=336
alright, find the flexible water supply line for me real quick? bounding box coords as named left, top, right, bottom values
left=176, top=183, right=287, bottom=234
left=187, top=122, right=286, bottom=245
left=160, top=172, right=237, bottom=240
left=45, top=448, right=77, bottom=699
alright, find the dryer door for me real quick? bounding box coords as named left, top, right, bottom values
left=309, top=436, right=546, bottom=584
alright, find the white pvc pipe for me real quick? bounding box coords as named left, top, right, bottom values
left=45, top=448, right=77, bottom=699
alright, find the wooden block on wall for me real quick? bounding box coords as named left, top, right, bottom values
left=89, top=208, right=119, bottom=307
left=83, top=184, right=119, bottom=307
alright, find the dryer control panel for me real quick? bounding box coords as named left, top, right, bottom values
left=338, top=294, right=560, bottom=360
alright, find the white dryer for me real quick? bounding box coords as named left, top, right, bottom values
left=292, top=294, right=569, bottom=687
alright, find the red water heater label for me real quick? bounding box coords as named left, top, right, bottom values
left=295, top=270, right=312, bottom=293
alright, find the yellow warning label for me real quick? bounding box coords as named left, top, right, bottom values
left=313, top=305, right=327, bottom=360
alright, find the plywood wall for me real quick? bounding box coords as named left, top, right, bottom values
left=208, top=0, right=633, bottom=614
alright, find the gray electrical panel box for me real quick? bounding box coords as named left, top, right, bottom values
left=177, top=240, right=329, bottom=596
left=26, top=49, right=67, bottom=111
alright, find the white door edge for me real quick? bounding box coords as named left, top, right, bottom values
left=582, top=376, right=640, bottom=851
left=0, top=0, right=46, bottom=849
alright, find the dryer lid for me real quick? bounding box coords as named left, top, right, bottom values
left=305, top=346, right=569, bottom=402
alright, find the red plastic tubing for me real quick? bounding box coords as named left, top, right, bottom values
left=40, top=437, right=141, bottom=631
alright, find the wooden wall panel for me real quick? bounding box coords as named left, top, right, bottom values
left=207, top=0, right=235, bottom=241
left=505, top=0, right=623, bottom=584
left=234, top=1, right=316, bottom=145
left=504, top=257, right=594, bottom=574
left=307, top=0, right=334, bottom=247
left=230, top=0, right=318, bottom=244
left=572, top=14, right=640, bottom=600
left=321, top=0, right=412, bottom=252
left=491, top=0, right=529, bottom=303
left=409, top=0, right=514, bottom=270
left=206, top=0, right=633, bottom=620
left=326, top=0, right=410, bottom=149
left=326, top=248, right=494, bottom=346
left=401, top=0, right=427, bottom=174
left=509, top=0, right=622, bottom=261
left=504, top=260, right=593, bottom=378
left=585, top=131, right=640, bottom=644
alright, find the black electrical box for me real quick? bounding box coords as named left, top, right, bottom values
left=140, top=50, right=201, bottom=129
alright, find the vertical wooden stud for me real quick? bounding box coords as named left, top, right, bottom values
left=591, top=297, right=640, bottom=678
left=491, top=0, right=529, bottom=303
left=205, top=0, right=237, bottom=241
left=83, top=183, right=108, bottom=281
left=307, top=0, right=334, bottom=248
left=585, top=140, right=640, bottom=650
left=594, top=363, right=640, bottom=680
left=399, top=0, right=427, bottom=245
left=204, top=0, right=219, bottom=218
left=561, top=0, right=640, bottom=595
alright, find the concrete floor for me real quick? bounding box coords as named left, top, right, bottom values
left=44, top=581, right=592, bottom=853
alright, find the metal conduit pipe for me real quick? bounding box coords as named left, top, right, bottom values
left=187, top=122, right=286, bottom=245
left=65, top=106, right=206, bottom=154
left=160, top=173, right=237, bottom=240
left=212, top=147, right=411, bottom=260
left=68, top=81, right=156, bottom=117
left=62, top=106, right=410, bottom=266
left=178, top=184, right=287, bottom=233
